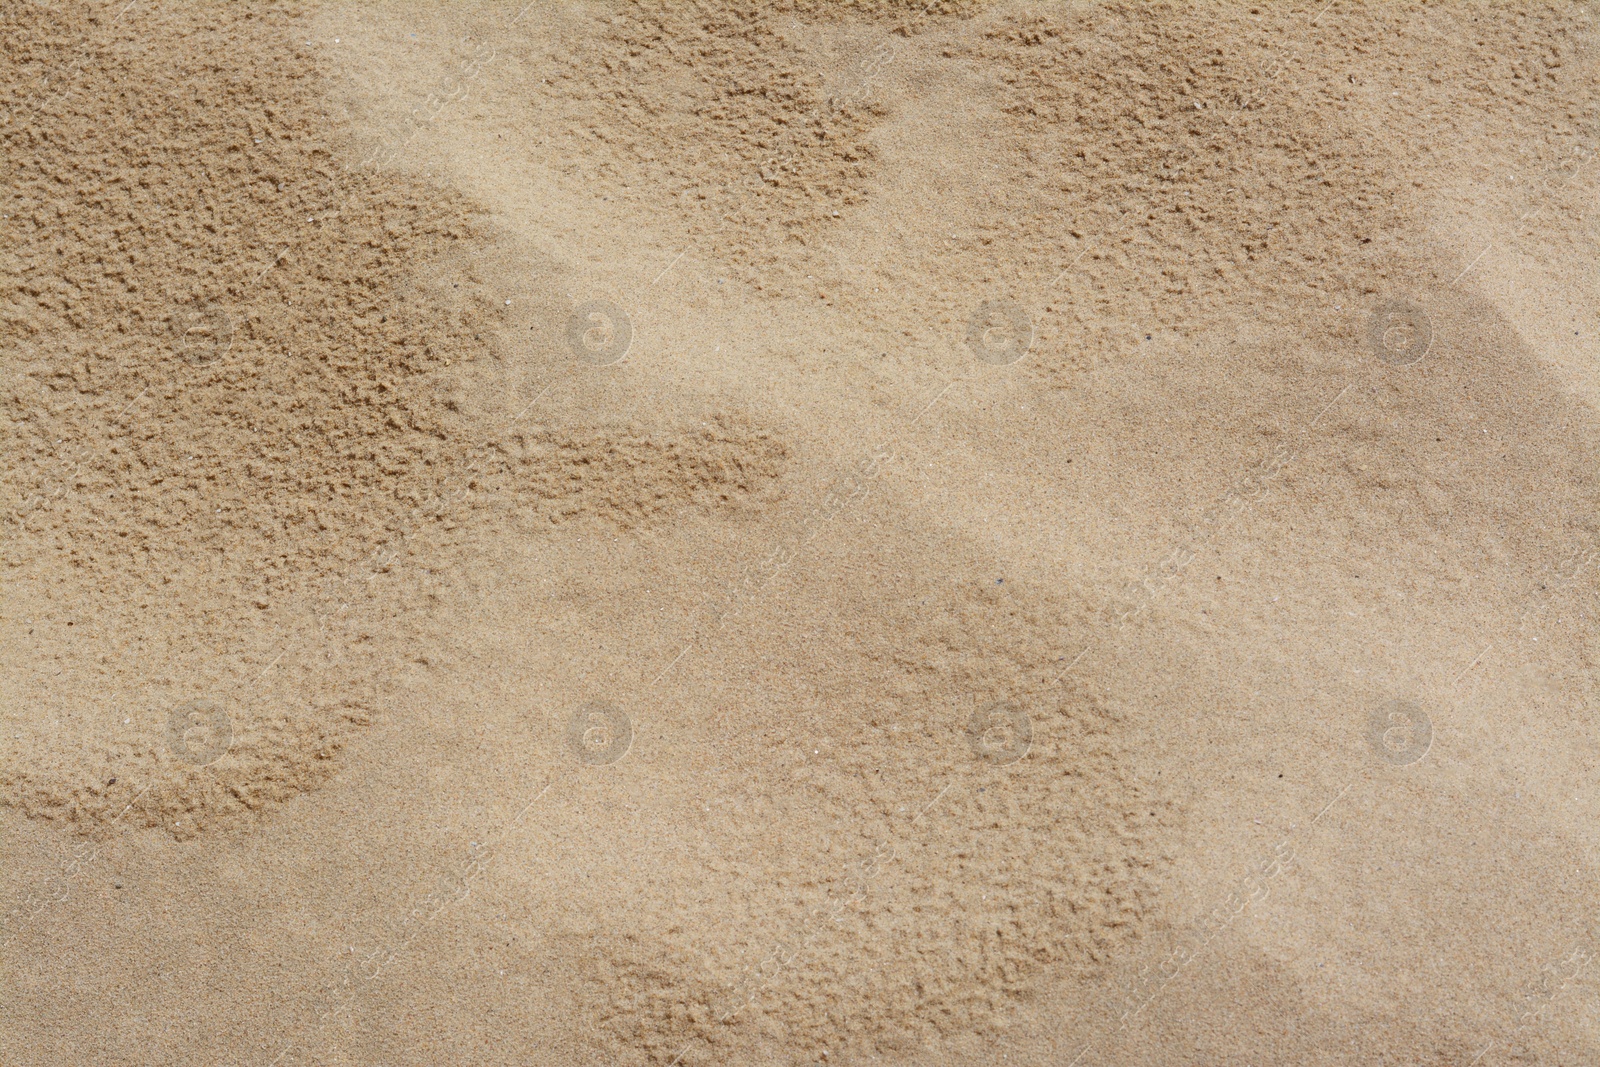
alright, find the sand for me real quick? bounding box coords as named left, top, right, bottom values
left=2, top=1, right=1598, bottom=1064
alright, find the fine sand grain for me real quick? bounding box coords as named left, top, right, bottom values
left=3, top=2, right=1599, bottom=1065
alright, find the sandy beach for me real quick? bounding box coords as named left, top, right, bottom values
left=3, top=2, right=1599, bottom=1064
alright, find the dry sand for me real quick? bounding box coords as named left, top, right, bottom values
left=2, top=1, right=1598, bottom=1064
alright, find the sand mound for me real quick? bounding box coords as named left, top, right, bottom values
left=529, top=1, right=978, bottom=294
left=898, top=3, right=1432, bottom=384
left=517, top=503, right=1177, bottom=1063
left=0, top=2, right=786, bottom=837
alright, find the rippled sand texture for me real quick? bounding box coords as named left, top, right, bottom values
left=3, top=2, right=1598, bottom=1066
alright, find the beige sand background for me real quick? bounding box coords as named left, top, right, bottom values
left=2, top=1, right=1598, bottom=1064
